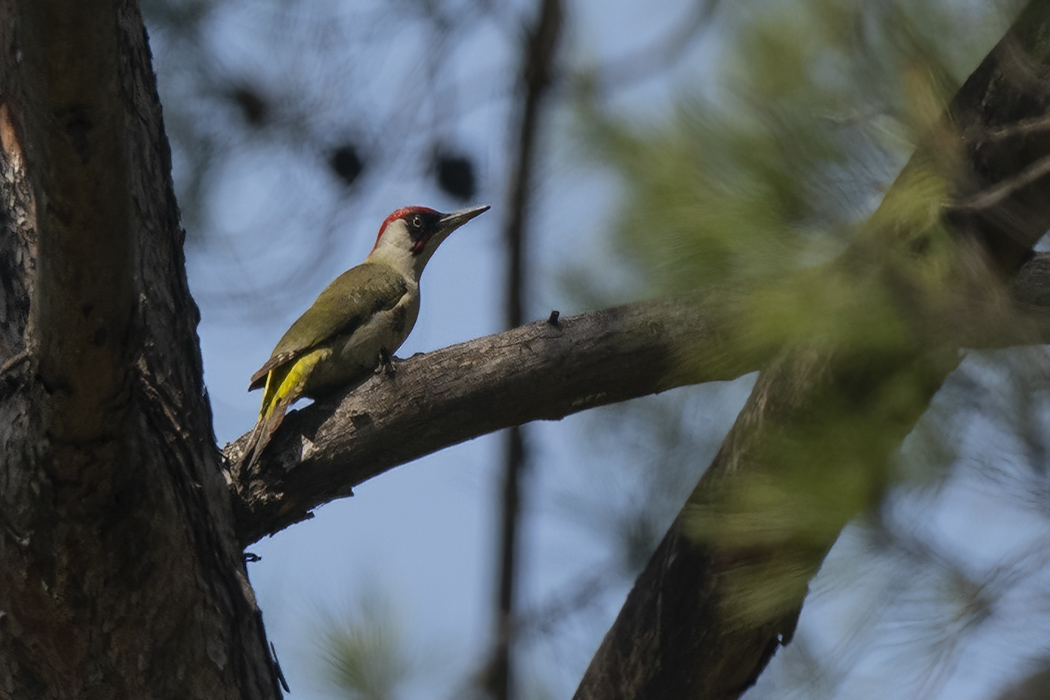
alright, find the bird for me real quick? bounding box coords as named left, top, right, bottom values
left=242, top=204, right=489, bottom=466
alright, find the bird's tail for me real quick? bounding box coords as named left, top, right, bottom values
left=243, top=354, right=320, bottom=468
left=243, top=403, right=288, bottom=469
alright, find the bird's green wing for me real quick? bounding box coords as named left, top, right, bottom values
left=248, top=262, right=408, bottom=389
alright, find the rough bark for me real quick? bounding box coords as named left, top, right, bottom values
left=0, top=2, right=280, bottom=697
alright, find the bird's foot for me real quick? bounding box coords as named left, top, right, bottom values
left=376, top=348, right=397, bottom=377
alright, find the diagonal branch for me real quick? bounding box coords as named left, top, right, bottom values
left=225, top=292, right=755, bottom=544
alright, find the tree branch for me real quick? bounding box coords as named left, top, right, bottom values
left=574, top=342, right=960, bottom=700
left=225, top=252, right=1050, bottom=546
left=226, top=292, right=751, bottom=544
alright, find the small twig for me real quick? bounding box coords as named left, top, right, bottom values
left=982, top=113, right=1050, bottom=142
left=948, top=152, right=1050, bottom=213
left=269, top=642, right=290, bottom=693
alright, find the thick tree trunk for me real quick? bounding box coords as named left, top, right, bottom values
left=0, top=2, right=280, bottom=697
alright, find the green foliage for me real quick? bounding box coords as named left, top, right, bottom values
left=315, top=591, right=419, bottom=700
left=571, top=0, right=1018, bottom=516
left=582, top=0, right=1010, bottom=336
left=569, top=0, right=1050, bottom=695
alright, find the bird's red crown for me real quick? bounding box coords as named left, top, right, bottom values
left=371, top=206, right=440, bottom=254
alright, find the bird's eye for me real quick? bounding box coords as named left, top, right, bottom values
left=411, top=215, right=423, bottom=228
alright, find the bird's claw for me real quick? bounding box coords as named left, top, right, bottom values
left=376, top=348, right=397, bottom=377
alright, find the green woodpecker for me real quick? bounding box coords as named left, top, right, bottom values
left=244, top=204, right=489, bottom=465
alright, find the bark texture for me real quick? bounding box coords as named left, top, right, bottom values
left=0, top=2, right=280, bottom=697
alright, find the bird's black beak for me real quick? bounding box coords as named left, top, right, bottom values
left=438, top=205, right=490, bottom=235
left=413, top=205, right=489, bottom=256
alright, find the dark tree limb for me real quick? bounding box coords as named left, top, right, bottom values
left=574, top=342, right=961, bottom=700
left=226, top=292, right=753, bottom=544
